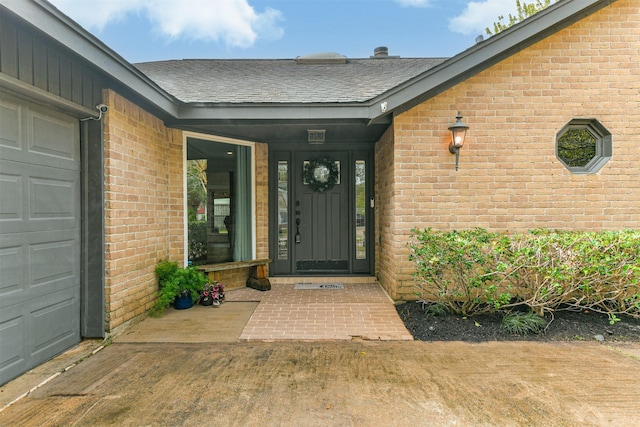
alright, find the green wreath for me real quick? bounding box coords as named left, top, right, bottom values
left=304, top=157, right=339, bottom=192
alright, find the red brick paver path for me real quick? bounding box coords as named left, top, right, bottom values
left=226, top=279, right=413, bottom=341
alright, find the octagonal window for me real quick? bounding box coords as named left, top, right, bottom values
left=556, top=118, right=611, bottom=174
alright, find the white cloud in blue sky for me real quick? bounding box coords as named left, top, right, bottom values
left=448, top=0, right=518, bottom=35
left=47, top=0, right=523, bottom=61
left=50, top=0, right=284, bottom=48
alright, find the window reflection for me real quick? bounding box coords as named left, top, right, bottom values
left=186, top=141, right=252, bottom=265
left=278, top=161, right=288, bottom=259
left=355, top=160, right=366, bottom=260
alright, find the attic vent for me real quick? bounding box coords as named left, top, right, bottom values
left=370, top=46, right=399, bottom=59
left=373, top=46, right=388, bottom=57
left=307, top=130, right=326, bottom=144
left=296, top=52, right=347, bottom=64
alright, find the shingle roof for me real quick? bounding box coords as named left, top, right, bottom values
left=134, top=57, right=447, bottom=104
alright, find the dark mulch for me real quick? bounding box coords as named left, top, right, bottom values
left=396, top=302, right=640, bottom=342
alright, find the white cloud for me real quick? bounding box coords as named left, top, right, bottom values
left=448, top=0, right=518, bottom=36
left=394, top=0, right=432, bottom=6
left=48, top=0, right=284, bottom=48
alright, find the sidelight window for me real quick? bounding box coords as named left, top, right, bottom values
left=355, top=160, right=366, bottom=260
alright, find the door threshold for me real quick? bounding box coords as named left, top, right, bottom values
left=269, top=276, right=377, bottom=285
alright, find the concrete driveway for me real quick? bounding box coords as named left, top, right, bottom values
left=2, top=282, right=639, bottom=425
left=1, top=339, right=639, bottom=426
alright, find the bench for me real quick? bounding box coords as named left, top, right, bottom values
left=196, top=258, right=272, bottom=291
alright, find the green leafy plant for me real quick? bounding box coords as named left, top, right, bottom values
left=501, top=312, right=548, bottom=335
left=150, top=260, right=208, bottom=317
left=409, top=228, right=640, bottom=321
left=419, top=301, right=448, bottom=317
left=409, top=228, right=512, bottom=315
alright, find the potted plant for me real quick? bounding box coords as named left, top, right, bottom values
left=149, top=260, right=207, bottom=316
left=199, top=281, right=225, bottom=306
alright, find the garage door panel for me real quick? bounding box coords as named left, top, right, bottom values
left=31, top=239, right=78, bottom=288
left=0, top=245, right=23, bottom=297
left=0, top=314, right=27, bottom=379
left=30, top=294, right=79, bottom=363
left=0, top=172, right=22, bottom=221
left=31, top=176, right=77, bottom=220
left=0, top=230, right=79, bottom=309
left=0, top=159, right=79, bottom=233
left=0, top=100, right=22, bottom=150
left=31, top=111, right=79, bottom=166
left=0, top=101, right=78, bottom=171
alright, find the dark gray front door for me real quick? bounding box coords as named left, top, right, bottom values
left=270, top=149, right=373, bottom=276
left=293, top=151, right=350, bottom=273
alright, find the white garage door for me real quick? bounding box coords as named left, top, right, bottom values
left=0, top=93, right=81, bottom=385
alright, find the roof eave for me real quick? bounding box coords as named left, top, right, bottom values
left=3, top=0, right=179, bottom=117
left=175, top=102, right=378, bottom=122
left=368, top=0, right=617, bottom=122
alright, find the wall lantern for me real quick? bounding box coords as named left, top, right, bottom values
left=448, top=112, right=469, bottom=171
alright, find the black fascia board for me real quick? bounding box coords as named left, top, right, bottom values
left=368, top=0, right=617, bottom=123
left=174, top=103, right=373, bottom=122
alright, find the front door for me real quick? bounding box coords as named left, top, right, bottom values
left=270, top=149, right=373, bottom=275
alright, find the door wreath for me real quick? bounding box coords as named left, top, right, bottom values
left=304, top=156, right=339, bottom=192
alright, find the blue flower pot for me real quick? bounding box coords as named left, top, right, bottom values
left=174, top=293, right=193, bottom=310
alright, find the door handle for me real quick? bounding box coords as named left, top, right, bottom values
left=295, top=218, right=301, bottom=243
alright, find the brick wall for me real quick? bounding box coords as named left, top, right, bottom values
left=375, top=124, right=399, bottom=299
left=103, top=90, right=184, bottom=331
left=255, top=142, right=269, bottom=261
left=378, top=0, right=640, bottom=300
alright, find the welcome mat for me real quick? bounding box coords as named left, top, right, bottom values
left=294, top=282, right=344, bottom=290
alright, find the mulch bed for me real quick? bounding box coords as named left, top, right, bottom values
left=396, top=302, right=640, bottom=342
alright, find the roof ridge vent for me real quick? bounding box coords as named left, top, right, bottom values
left=296, top=52, right=347, bottom=64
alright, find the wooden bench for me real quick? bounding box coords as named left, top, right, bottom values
left=196, top=258, right=272, bottom=291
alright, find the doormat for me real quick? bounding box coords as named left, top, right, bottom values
left=294, top=282, right=344, bottom=290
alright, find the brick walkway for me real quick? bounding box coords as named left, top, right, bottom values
left=226, top=278, right=413, bottom=341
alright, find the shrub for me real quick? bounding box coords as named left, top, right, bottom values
left=410, top=228, right=640, bottom=320
left=504, top=230, right=640, bottom=319
left=409, top=228, right=512, bottom=315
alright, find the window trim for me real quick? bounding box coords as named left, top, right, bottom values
left=555, top=118, right=612, bottom=174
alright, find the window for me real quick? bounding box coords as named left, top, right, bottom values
left=355, top=160, right=366, bottom=260
left=277, top=161, right=288, bottom=260
left=187, top=137, right=253, bottom=264
left=556, top=118, right=612, bottom=174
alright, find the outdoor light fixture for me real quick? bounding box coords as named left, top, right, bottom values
left=448, top=112, right=469, bottom=171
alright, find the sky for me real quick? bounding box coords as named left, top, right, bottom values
left=48, top=0, right=524, bottom=64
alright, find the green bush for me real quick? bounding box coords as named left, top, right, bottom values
left=409, top=228, right=640, bottom=320
left=188, top=220, right=207, bottom=262
left=409, top=228, right=512, bottom=315
left=149, top=260, right=208, bottom=317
